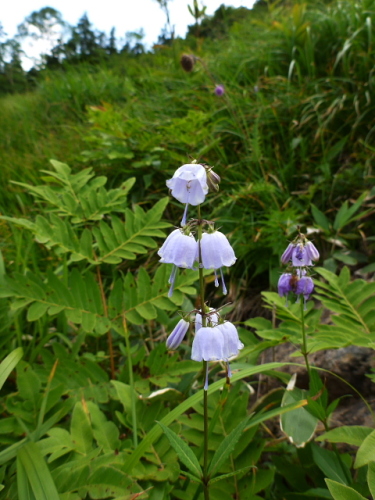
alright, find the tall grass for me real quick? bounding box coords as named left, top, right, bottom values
left=0, top=0, right=373, bottom=284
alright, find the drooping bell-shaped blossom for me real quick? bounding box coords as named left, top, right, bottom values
left=296, top=276, right=314, bottom=301
left=158, top=229, right=197, bottom=268
left=292, top=244, right=312, bottom=267
left=278, top=272, right=314, bottom=309
left=158, top=229, right=198, bottom=296
left=166, top=319, right=190, bottom=349
left=191, top=326, right=226, bottom=363
left=281, top=243, right=294, bottom=265
left=198, top=230, right=236, bottom=294
left=217, top=322, right=244, bottom=359
left=278, top=273, right=294, bottom=297
left=166, top=164, right=208, bottom=226
left=305, top=241, right=320, bottom=262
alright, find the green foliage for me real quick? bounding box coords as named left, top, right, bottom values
left=326, top=479, right=368, bottom=500
left=248, top=266, right=375, bottom=355
left=1, top=0, right=375, bottom=497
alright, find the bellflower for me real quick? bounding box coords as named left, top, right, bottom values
left=166, top=164, right=208, bottom=226
left=198, top=230, right=236, bottom=294
left=281, top=243, right=294, bottom=265
left=305, top=241, right=320, bottom=262
left=192, top=321, right=243, bottom=389
left=158, top=229, right=198, bottom=296
left=296, top=276, right=314, bottom=301
left=166, top=319, right=190, bottom=349
left=278, top=273, right=293, bottom=296
left=278, top=272, right=315, bottom=309
left=191, top=326, right=226, bottom=362
left=291, top=244, right=312, bottom=267
left=217, top=322, right=244, bottom=359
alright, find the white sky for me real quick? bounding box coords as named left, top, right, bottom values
left=1, top=0, right=256, bottom=68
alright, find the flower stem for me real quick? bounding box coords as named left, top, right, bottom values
left=197, top=205, right=210, bottom=499
left=300, top=299, right=311, bottom=383
left=122, top=314, right=138, bottom=448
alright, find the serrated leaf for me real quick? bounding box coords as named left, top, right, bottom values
left=208, top=465, right=255, bottom=485
left=208, top=417, right=250, bottom=477
left=157, top=421, right=202, bottom=479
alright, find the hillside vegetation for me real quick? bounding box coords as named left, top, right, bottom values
left=0, top=1, right=374, bottom=499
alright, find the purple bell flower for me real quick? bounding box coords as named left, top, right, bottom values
left=166, top=164, right=208, bottom=226
left=166, top=319, right=190, bottom=349
left=281, top=243, right=294, bottom=264
left=158, top=229, right=198, bottom=296
left=296, top=276, right=314, bottom=301
left=278, top=273, right=294, bottom=297
left=191, top=326, right=226, bottom=362
left=305, top=241, right=320, bottom=262
left=292, top=244, right=312, bottom=267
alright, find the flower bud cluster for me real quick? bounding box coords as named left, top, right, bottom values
left=278, top=233, right=319, bottom=308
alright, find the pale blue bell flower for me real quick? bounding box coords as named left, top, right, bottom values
left=158, top=229, right=198, bottom=268
left=158, top=229, right=198, bottom=296
left=191, top=326, right=226, bottom=362
left=166, top=164, right=208, bottom=226
left=166, top=319, right=190, bottom=349
left=198, top=231, right=236, bottom=294
left=217, top=322, right=244, bottom=359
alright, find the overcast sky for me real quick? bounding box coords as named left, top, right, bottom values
left=1, top=0, right=256, bottom=68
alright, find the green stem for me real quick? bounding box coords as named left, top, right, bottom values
left=203, top=363, right=209, bottom=474
left=300, top=299, right=311, bottom=383
left=123, top=314, right=138, bottom=448
left=197, top=205, right=210, bottom=499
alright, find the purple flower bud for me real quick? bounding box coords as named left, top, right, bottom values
left=305, top=241, right=320, bottom=262
left=214, top=85, right=225, bottom=96
left=278, top=273, right=293, bottom=297
left=158, top=229, right=197, bottom=268
left=166, top=164, right=208, bottom=206
left=281, top=243, right=295, bottom=264
left=217, top=322, right=244, bottom=359
left=199, top=231, right=236, bottom=269
left=296, top=276, right=314, bottom=300
left=166, top=319, right=189, bottom=349
left=292, top=244, right=312, bottom=267
left=191, top=326, right=226, bottom=362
